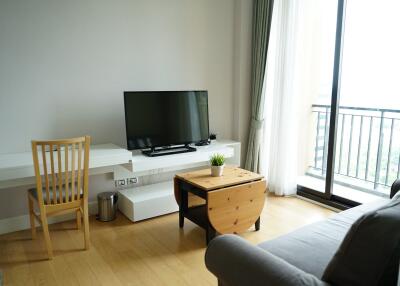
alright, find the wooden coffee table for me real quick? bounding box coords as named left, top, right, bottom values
left=174, top=167, right=266, bottom=244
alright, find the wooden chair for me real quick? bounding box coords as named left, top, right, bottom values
left=28, top=136, right=90, bottom=259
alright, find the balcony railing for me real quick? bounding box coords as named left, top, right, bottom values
left=309, top=104, right=400, bottom=194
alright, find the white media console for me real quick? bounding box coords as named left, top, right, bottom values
left=114, top=140, right=241, bottom=222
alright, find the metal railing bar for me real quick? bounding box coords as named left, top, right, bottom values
left=365, top=117, right=373, bottom=181
left=310, top=105, right=400, bottom=192
left=315, top=112, right=321, bottom=168
left=385, top=118, right=395, bottom=185
left=347, top=115, right=354, bottom=176
left=322, top=108, right=330, bottom=174
left=308, top=166, right=391, bottom=187
left=305, top=171, right=389, bottom=198
left=312, top=110, right=400, bottom=121
left=339, top=114, right=345, bottom=173
left=356, top=116, right=363, bottom=178
left=360, top=116, right=399, bottom=120
left=312, top=104, right=400, bottom=114
left=374, top=112, right=385, bottom=189
left=337, top=113, right=397, bottom=120
left=321, top=114, right=398, bottom=121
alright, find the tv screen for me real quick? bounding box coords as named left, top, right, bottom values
left=124, top=91, right=209, bottom=150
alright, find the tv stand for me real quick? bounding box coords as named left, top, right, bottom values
left=115, top=140, right=241, bottom=222
left=142, top=145, right=196, bottom=157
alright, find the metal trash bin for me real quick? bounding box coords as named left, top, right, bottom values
left=97, top=192, right=118, bottom=222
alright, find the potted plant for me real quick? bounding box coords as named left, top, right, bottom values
left=210, top=153, right=225, bottom=177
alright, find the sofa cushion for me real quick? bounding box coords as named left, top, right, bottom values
left=258, top=200, right=388, bottom=279
left=206, top=234, right=329, bottom=286
left=322, top=198, right=400, bottom=286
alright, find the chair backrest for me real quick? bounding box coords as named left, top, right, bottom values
left=31, top=136, right=90, bottom=206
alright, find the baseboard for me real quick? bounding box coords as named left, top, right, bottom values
left=296, top=195, right=341, bottom=212
left=0, top=201, right=98, bottom=235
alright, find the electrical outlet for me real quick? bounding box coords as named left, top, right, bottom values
left=115, top=179, right=126, bottom=187
left=114, top=177, right=138, bottom=187
left=127, top=177, right=138, bottom=185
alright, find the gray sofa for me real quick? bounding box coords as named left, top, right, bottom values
left=205, top=180, right=400, bottom=286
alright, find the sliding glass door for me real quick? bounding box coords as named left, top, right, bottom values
left=295, top=0, right=338, bottom=195
left=296, top=0, right=342, bottom=204
left=332, top=0, right=400, bottom=202
left=298, top=0, right=400, bottom=206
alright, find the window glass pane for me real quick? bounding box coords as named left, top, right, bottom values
left=333, top=0, right=400, bottom=201
left=296, top=0, right=338, bottom=194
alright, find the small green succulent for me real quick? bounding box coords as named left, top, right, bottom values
left=210, top=153, right=225, bottom=166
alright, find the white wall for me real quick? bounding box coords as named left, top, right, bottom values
left=0, top=0, right=254, bottom=220
left=233, top=0, right=253, bottom=164
left=0, top=0, right=236, bottom=153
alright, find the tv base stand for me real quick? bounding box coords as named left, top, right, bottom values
left=142, top=145, right=196, bottom=157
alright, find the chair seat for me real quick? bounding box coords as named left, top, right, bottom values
left=28, top=185, right=83, bottom=204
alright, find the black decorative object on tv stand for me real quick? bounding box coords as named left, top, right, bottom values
left=209, top=133, right=217, bottom=140
left=142, top=145, right=197, bottom=157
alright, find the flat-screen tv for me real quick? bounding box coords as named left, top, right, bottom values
left=124, top=90, right=209, bottom=151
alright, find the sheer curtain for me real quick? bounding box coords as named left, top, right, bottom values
left=261, top=0, right=300, bottom=196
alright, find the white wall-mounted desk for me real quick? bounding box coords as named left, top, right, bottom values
left=113, top=139, right=241, bottom=179
left=0, top=140, right=241, bottom=189
left=0, top=140, right=241, bottom=234
left=0, top=144, right=133, bottom=189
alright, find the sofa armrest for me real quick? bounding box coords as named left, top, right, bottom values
left=391, top=179, right=400, bottom=199
left=205, top=235, right=329, bottom=286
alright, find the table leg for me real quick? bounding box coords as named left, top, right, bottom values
left=206, top=223, right=216, bottom=244
left=255, top=216, right=261, bottom=231
left=179, top=185, right=188, bottom=228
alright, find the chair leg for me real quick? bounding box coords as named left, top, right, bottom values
left=40, top=211, right=53, bottom=259
left=76, top=209, right=82, bottom=230
left=83, top=201, right=90, bottom=250
left=28, top=195, right=36, bottom=239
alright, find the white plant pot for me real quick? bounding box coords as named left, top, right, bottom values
left=211, top=164, right=225, bottom=177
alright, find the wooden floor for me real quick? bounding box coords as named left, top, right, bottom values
left=0, top=194, right=334, bottom=286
